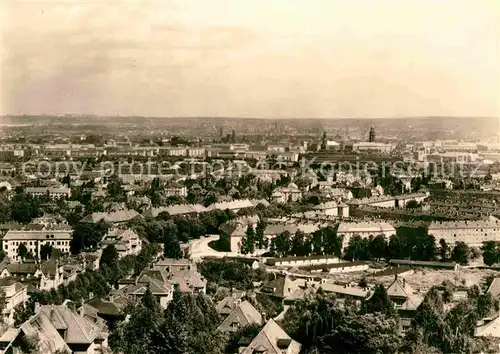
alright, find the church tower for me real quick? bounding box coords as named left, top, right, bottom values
left=369, top=126, right=376, bottom=142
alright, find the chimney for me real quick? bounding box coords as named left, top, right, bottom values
left=403, top=278, right=406, bottom=288
left=34, top=302, right=40, bottom=313
left=261, top=312, right=267, bottom=323
left=79, top=306, right=84, bottom=317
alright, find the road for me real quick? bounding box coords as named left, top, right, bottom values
left=188, top=235, right=240, bottom=260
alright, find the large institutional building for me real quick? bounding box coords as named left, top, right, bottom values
left=2, top=229, right=73, bottom=262
left=428, top=220, right=500, bottom=247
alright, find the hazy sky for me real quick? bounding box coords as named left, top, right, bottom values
left=1, top=0, right=499, bottom=118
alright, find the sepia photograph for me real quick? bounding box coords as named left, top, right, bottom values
left=0, top=0, right=499, bottom=353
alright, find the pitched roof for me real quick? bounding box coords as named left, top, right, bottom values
left=3, top=229, right=73, bottom=241
left=80, top=209, right=141, bottom=223
left=18, top=312, right=71, bottom=353
left=87, top=298, right=124, bottom=316
left=241, top=319, right=301, bottom=354
left=38, top=305, right=102, bottom=344
left=207, top=199, right=254, bottom=211
left=5, top=263, right=39, bottom=275
left=386, top=278, right=415, bottom=298
left=476, top=315, right=500, bottom=337
left=260, top=275, right=298, bottom=299
left=217, top=300, right=263, bottom=332
left=142, top=203, right=207, bottom=218
left=216, top=292, right=246, bottom=315
left=487, top=278, right=500, bottom=298
left=337, top=221, right=396, bottom=234
left=319, top=283, right=369, bottom=298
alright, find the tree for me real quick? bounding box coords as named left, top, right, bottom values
left=18, top=244, right=32, bottom=259
left=0, top=289, right=6, bottom=324
left=40, top=243, right=53, bottom=261
left=482, top=241, right=499, bottom=266
left=109, top=290, right=163, bottom=354
left=225, top=323, right=262, bottom=353
left=439, top=238, right=449, bottom=262
left=163, top=233, right=181, bottom=259
left=271, top=231, right=292, bottom=257
left=410, top=287, right=444, bottom=348
left=10, top=193, right=41, bottom=223
left=361, top=284, right=397, bottom=317
left=321, top=227, right=342, bottom=257
left=451, top=242, right=470, bottom=265
left=100, top=244, right=119, bottom=268
left=290, top=230, right=310, bottom=257
left=318, top=313, right=401, bottom=354
left=476, top=293, right=499, bottom=318
left=71, top=220, right=109, bottom=254
left=369, top=234, right=388, bottom=260
left=106, top=177, right=126, bottom=202
left=158, top=292, right=227, bottom=354
left=255, top=219, right=267, bottom=249
left=406, top=200, right=420, bottom=209
left=240, top=225, right=256, bottom=255
left=343, top=235, right=368, bottom=261
left=282, top=292, right=345, bottom=350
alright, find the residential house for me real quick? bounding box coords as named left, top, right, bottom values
left=313, top=201, right=349, bottom=217
left=217, top=300, right=263, bottom=333
left=164, top=184, right=188, bottom=198
left=239, top=319, right=301, bottom=354
left=0, top=312, right=71, bottom=354
left=385, top=276, right=423, bottom=333
left=0, top=304, right=108, bottom=354
left=153, top=258, right=193, bottom=273
left=0, top=278, right=28, bottom=324
left=101, top=228, right=142, bottom=258
left=215, top=289, right=246, bottom=318
left=219, top=215, right=260, bottom=253
left=113, top=270, right=174, bottom=309
left=271, top=183, right=302, bottom=203
left=259, top=274, right=300, bottom=300
left=25, top=187, right=71, bottom=199
left=317, top=281, right=369, bottom=301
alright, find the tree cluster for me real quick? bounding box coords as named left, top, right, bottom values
left=282, top=289, right=400, bottom=353
left=482, top=241, right=500, bottom=266
left=269, top=226, right=343, bottom=258
left=239, top=220, right=268, bottom=254
left=199, top=258, right=267, bottom=290
left=405, top=285, right=499, bottom=353
left=109, top=289, right=227, bottom=354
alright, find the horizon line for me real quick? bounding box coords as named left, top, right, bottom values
left=1, top=114, right=498, bottom=120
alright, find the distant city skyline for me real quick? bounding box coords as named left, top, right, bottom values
left=1, top=0, right=499, bottom=118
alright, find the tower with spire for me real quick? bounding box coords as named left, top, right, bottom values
left=321, top=131, right=327, bottom=151
left=369, top=126, right=376, bottom=142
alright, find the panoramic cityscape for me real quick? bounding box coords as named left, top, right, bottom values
left=1, top=1, right=500, bottom=354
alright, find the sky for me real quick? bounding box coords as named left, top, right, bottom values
left=1, top=0, right=499, bottom=118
